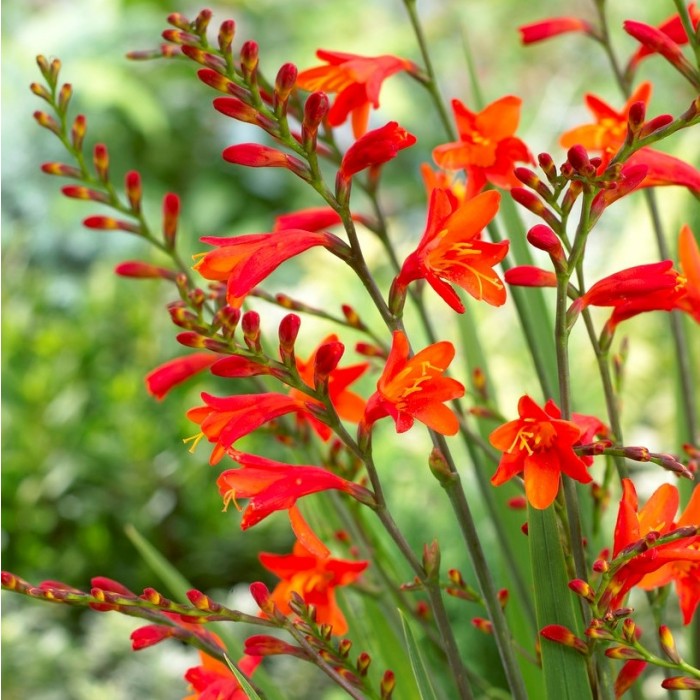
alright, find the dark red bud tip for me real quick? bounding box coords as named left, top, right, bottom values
left=162, top=193, right=180, bottom=247
left=250, top=581, right=274, bottom=613
left=567, top=145, right=590, bottom=172
left=514, top=167, right=540, bottom=188
left=194, top=9, right=212, bottom=35
left=303, top=91, right=330, bottom=129
left=218, top=20, right=236, bottom=54
left=527, top=224, right=565, bottom=261
left=167, top=12, right=191, bottom=30
left=275, top=63, right=298, bottom=99
left=278, top=313, right=301, bottom=352
left=125, top=170, right=142, bottom=212
left=314, top=340, right=345, bottom=386
left=240, top=41, right=259, bottom=73
left=627, top=101, right=646, bottom=131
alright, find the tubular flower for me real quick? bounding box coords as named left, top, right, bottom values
left=296, top=51, right=418, bottom=138
left=519, top=17, right=595, bottom=45
left=489, top=395, right=592, bottom=510
left=194, top=230, right=346, bottom=308
left=602, top=479, right=700, bottom=614
left=259, top=539, right=368, bottom=636
left=184, top=652, right=261, bottom=700
left=338, top=121, right=416, bottom=180
left=543, top=399, right=609, bottom=466
left=146, top=353, right=219, bottom=400
left=433, top=96, right=534, bottom=197
left=675, top=224, right=700, bottom=323
left=626, top=4, right=700, bottom=70
left=362, top=330, right=464, bottom=436
left=186, top=392, right=301, bottom=464
left=637, top=486, right=700, bottom=624
left=216, top=451, right=373, bottom=531
left=393, top=188, right=508, bottom=313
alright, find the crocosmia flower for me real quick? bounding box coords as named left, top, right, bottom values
left=433, top=96, right=533, bottom=197
left=489, top=395, right=592, bottom=509
left=297, top=51, right=417, bottom=138
left=602, top=479, right=700, bottom=616
left=259, top=539, right=368, bottom=636
left=393, top=188, right=508, bottom=312
left=519, top=16, right=594, bottom=45
left=362, top=330, right=464, bottom=436
left=194, top=230, right=346, bottom=308
left=676, top=224, right=700, bottom=323
left=184, top=652, right=261, bottom=700
left=145, top=353, right=218, bottom=400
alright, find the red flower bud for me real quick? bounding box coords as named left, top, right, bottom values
left=71, top=114, right=87, bottom=151
left=527, top=224, right=564, bottom=261
left=130, top=624, right=175, bottom=650
left=223, top=143, right=309, bottom=178
left=61, top=185, right=109, bottom=203
left=240, top=40, right=259, bottom=76
left=162, top=192, right=180, bottom=249
left=504, top=265, right=557, bottom=288
left=250, top=581, right=274, bottom=614
left=540, top=624, right=588, bottom=654
left=313, top=340, right=345, bottom=387
left=218, top=20, right=235, bottom=55
left=125, top=170, right=142, bottom=213
left=278, top=313, right=301, bottom=358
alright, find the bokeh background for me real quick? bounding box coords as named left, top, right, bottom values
left=2, top=0, right=698, bottom=698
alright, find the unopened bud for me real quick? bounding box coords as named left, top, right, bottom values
left=193, top=8, right=212, bottom=36
left=93, top=143, right=109, bottom=182
left=275, top=62, right=298, bottom=111
left=567, top=145, right=591, bottom=173
left=605, top=645, right=645, bottom=661
left=538, top=152, right=557, bottom=183
left=30, top=82, right=52, bottom=102
left=428, top=447, right=453, bottom=484
left=540, top=624, right=588, bottom=654
left=380, top=670, right=395, bottom=699
left=166, top=12, right=191, bottom=30
left=250, top=581, right=274, bottom=614
left=218, top=20, right=235, bottom=55
left=422, top=540, right=441, bottom=579
left=240, top=41, right=259, bottom=78
left=57, top=83, right=72, bottom=113
left=61, top=185, right=109, bottom=203
left=162, top=193, right=180, bottom=249
left=507, top=496, right=528, bottom=510
left=568, top=579, right=594, bottom=602
left=497, top=588, right=509, bottom=610
left=527, top=224, right=565, bottom=261
left=130, top=624, right=174, bottom=650
left=662, top=677, right=700, bottom=690
left=83, top=216, right=140, bottom=233
left=314, top=340, right=344, bottom=387
left=278, top=313, right=301, bottom=361
left=241, top=310, right=262, bottom=351
left=33, top=110, right=60, bottom=135
left=41, top=162, right=81, bottom=178
left=659, top=625, right=681, bottom=663
left=125, top=171, right=142, bottom=213
left=302, top=91, right=330, bottom=148
left=622, top=618, right=637, bottom=643
left=472, top=617, right=494, bottom=635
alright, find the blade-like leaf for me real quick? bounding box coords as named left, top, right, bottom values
left=399, top=610, right=439, bottom=700
left=225, top=655, right=263, bottom=700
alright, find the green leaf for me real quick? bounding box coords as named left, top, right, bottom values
left=225, top=655, right=263, bottom=700
left=399, top=610, right=439, bottom=700
left=528, top=506, right=593, bottom=700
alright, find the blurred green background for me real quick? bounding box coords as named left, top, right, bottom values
left=2, top=0, right=698, bottom=698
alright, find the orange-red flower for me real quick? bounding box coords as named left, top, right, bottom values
left=489, top=395, right=592, bottom=509
left=184, top=652, right=261, bottom=700
left=186, top=392, right=301, bottom=464
left=393, top=188, right=508, bottom=312
left=362, top=330, right=464, bottom=436
left=296, top=51, right=417, bottom=138
left=519, top=17, right=594, bottom=45
left=676, top=224, right=700, bottom=323
left=543, top=399, right=609, bottom=466
left=560, top=83, right=700, bottom=193
left=602, top=479, right=700, bottom=616
left=194, top=230, right=345, bottom=308
left=637, top=486, right=700, bottom=624
left=217, top=450, right=373, bottom=532
left=259, top=539, right=368, bottom=636
left=338, top=121, right=416, bottom=180
left=433, top=96, right=533, bottom=197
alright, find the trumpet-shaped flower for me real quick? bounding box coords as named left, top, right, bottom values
left=489, top=395, right=592, bottom=510
left=602, top=479, right=700, bottom=615
left=186, top=392, right=301, bottom=464
left=259, top=539, right=368, bottom=636
left=194, top=230, right=345, bottom=308
left=146, top=353, right=218, bottom=400
left=184, top=652, right=261, bottom=700
left=560, top=83, right=700, bottom=193
left=519, top=16, right=595, bottom=45
left=362, top=330, right=464, bottom=436
left=433, top=96, right=533, bottom=197
left=394, top=188, right=508, bottom=313
left=296, top=51, right=417, bottom=138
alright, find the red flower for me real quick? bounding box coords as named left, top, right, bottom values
left=603, top=479, right=700, bottom=615
left=519, top=17, right=594, bottom=45
left=560, top=83, right=700, bottom=192
left=338, top=121, right=416, bottom=180
left=194, top=230, right=345, bottom=308
left=627, top=4, right=700, bottom=69
left=259, top=539, right=368, bottom=636
left=433, top=96, right=533, bottom=197
left=145, top=353, right=219, bottom=400
left=296, top=51, right=417, bottom=138
left=543, top=399, right=609, bottom=466
left=184, top=652, right=261, bottom=700
left=676, top=224, right=700, bottom=322
left=504, top=265, right=558, bottom=288
left=217, top=450, right=373, bottom=533
left=394, top=188, right=507, bottom=312
left=186, top=392, right=301, bottom=464
left=489, top=395, right=592, bottom=510
left=362, top=330, right=464, bottom=436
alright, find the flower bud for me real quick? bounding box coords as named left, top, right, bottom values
left=314, top=340, right=344, bottom=387
left=166, top=12, right=190, bottom=30
left=659, top=625, right=681, bottom=663
left=33, top=110, right=60, bottom=135
left=250, top=581, right=274, bottom=614
left=162, top=192, right=180, bottom=249
left=662, top=677, right=700, bottom=690
left=241, top=310, right=262, bottom=352
left=240, top=41, right=259, bottom=78
left=472, top=617, right=494, bottom=635
left=380, top=670, right=395, bottom=700
left=218, top=20, right=235, bottom=55
left=71, top=114, right=87, bottom=151
left=125, top=170, right=142, bottom=213
left=422, top=540, right=441, bottom=579
left=510, top=188, right=560, bottom=229
left=186, top=589, right=221, bottom=612
left=83, top=216, right=140, bottom=233
left=568, top=579, right=594, bottom=602
left=538, top=152, right=557, bottom=182
left=527, top=224, right=565, bottom=262
left=57, top=83, right=72, bottom=113
left=193, top=8, right=212, bottom=36
left=61, top=185, right=109, bottom=203
left=504, top=265, right=557, bottom=288
left=278, top=313, right=301, bottom=362
left=275, top=62, right=298, bottom=112
left=131, top=624, right=174, bottom=650
left=540, top=624, right=588, bottom=654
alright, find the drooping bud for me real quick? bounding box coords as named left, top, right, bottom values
left=540, top=624, right=588, bottom=655
left=510, top=187, right=560, bottom=229
left=33, top=111, right=60, bottom=136
left=527, top=224, right=565, bottom=262
left=162, top=192, right=180, bottom=249
left=83, top=216, right=140, bottom=233
left=93, top=144, right=109, bottom=182
left=223, top=144, right=310, bottom=179
left=130, top=624, right=175, bottom=650
left=41, top=162, right=81, bottom=178
left=162, top=29, right=200, bottom=45
left=180, top=45, right=227, bottom=71
left=504, top=265, right=557, bottom=288
left=61, top=185, right=110, bottom=203
left=30, top=82, right=52, bottom=102
left=568, top=579, right=594, bottom=603
left=125, top=171, right=142, bottom=213
left=244, top=634, right=306, bottom=657
left=605, top=646, right=646, bottom=661
left=166, top=12, right=191, bottom=30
